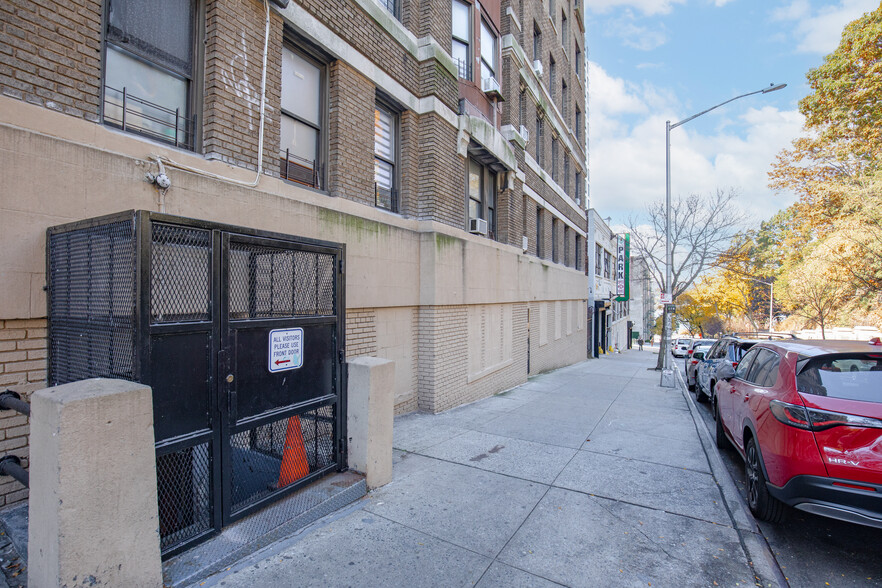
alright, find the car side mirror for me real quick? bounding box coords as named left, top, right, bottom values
left=716, top=363, right=736, bottom=381
left=693, top=351, right=704, bottom=360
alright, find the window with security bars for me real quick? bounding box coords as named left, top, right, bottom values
left=374, top=103, right=398, bottom=211
left=280, top=44, right=325, bottom=189
left=102, top=0, right=199, bottom=149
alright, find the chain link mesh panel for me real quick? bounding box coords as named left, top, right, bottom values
left=229, top=405, right=336, bottom=513
left=48, top=219, right=137, bottom=385
left=151, top=223, right=211, bottom=323
left=157, top=442, right=212, bottom=553
left=228, top=244, right=335, bottom=319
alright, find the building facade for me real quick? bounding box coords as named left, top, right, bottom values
left=587, top=209, right=629, bottom=356
left=0, top=0, right=588, bottom=418
left=628, top=255, right=656, bottom=345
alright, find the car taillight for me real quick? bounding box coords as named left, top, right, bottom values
left=732, top=362, right=738, bottom=368
left=690, top=360, right=698, bottom=365
left=687, top=350, right=693, bottom=355
left=770, top=400, right=882, bottom=431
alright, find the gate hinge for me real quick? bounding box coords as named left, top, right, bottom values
left=339, top=258, right=344, bottom=274
left=338, top=437, right=345, bottom=455
left=338, top=348, right=345, bottom=364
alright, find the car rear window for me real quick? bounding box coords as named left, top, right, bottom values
left=797, top=355, right=882, bottom=403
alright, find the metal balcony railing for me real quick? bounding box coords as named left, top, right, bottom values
left=374, top=183, right=398, bottom=212
left=103, top=86, right=196, bottom=151
left=377, top=0, right=399, bottom=19
left=280, top=150, right=322, bottom=190
left=454, top=58, right=471, bottom=80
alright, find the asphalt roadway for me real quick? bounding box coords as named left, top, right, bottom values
left=197, top=348, right=796, bottom=588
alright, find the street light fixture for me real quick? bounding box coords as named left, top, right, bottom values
left=662, top=83, right=786, bottom=383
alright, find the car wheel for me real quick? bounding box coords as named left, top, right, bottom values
left=745, top=437, right=785, bottom=523
left=714, top=403, right=728, bottom=449
left=695, top=379, right=707, bottom=403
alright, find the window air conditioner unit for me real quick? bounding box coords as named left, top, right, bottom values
left=522, top=236, right=529, bottom=252
left=520, top=124, right=530, bottom=142
left=532, top=60, right=544, bottom=76
left=482, top=77, right=501, bottom=96
left=469, top=217, right=488, bottom=236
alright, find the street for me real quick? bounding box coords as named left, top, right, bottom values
left=676, top=357, right=882, bottom=587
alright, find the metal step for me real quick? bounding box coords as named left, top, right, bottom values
left=162, top=471, right=366, bottom=587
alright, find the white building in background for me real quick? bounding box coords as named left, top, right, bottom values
left=587, top=210, right=631, bottom=355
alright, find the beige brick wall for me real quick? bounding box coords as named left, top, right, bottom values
left=0, top=319, right=47, bottom=386
left=346, top=309, right=378, bottom=359
left=0, top=384, right=38, bottom=508
left=0, top=0, right=102, bottom=121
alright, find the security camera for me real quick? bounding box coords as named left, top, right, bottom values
left=155, top=173, right=171, bottom=189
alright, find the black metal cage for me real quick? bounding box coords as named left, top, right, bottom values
left=47, top=211, right=347, bottom=557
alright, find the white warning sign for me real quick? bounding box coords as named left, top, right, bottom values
left=268, top=328, right=303, bottom=373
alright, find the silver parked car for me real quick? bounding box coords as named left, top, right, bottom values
left=671, top=338, right=692, bottom=358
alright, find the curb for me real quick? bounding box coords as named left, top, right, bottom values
left=674, top=363, right=789, bottom=588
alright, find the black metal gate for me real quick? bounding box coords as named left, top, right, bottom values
left=47, top=211, right=346, bottom=558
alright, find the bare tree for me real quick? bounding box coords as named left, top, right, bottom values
left=628, top=189, right=749, bottom=370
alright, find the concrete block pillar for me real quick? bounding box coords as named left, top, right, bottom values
left=347, top=357, right=395, bottom=490
left=28, top=378, right=162, bottom=588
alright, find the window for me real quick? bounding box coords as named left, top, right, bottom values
left=480, top=18, right=498, bottom=84
left=595, top=244, right=602, bottom=276
left=575, top=46, right=582, bottom=79
left=603, top=250, right=611, bottom=278
left=548, top=0, right=555, bottom=19
left=374, top=102, right=397, bottom=211
left=564, top=155, right=569, bottom=194
left=734, top=348, right=758, bottom=380
left=551, top=136, right=558, bottom=180
left=103, top=0, right=198, bottom=149
left=536, top=207, right=543, bottom=258
left=519, top=90, right=525, bottom=128
left=564, top=226, right=570, bottom=266
left=468, top=157, right=497, bottom=239
left=280, top=44, right=325, bottom=189
left=561, top=80, right=568, bottom=119
left=561, top=11, right=568, bottom=52
left=552, top=219, right=559, bottom=263
left=378, top=0, right=399, bottom=20
left=533, top=23, right=541, bottom=61
left=575, top=107, right=582, bottom=141
left=746, top=349, right=780, bottom=387
left=536, top=116, right=544, bottom=166
left=549, top=55, right=556, bottom=90
left=575, top=171, right=582, bottom=204
left=575, top=235, right=582, bottom=270
left=452, top=0, right=471, bottom=79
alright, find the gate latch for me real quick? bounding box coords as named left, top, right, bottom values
left=338, top=349, right=345, bottom=364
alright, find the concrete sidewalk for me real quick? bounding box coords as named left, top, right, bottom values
left=197, top=350, right=781, bottom=587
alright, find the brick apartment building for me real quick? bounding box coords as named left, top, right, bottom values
left=1, top=0, right=588, bottom=520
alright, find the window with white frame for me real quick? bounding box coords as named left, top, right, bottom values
left=280, top=44, right=325, bottom=189
left=374, top=101, right=397, bottom=211
left=480, top=18, right=498, bottom=84
left=103, top=0, right=199, bottom=149
left=595, top=244, right=602, bottom=276
left=452, top=0, right=471, bottom=80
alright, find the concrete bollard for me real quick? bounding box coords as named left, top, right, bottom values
left=346, top=357, right=394, bottom=490
left=28, top=378, right=162, bottom=587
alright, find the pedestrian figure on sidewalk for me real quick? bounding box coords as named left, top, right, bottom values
left=637, top=337, right=644, bottom=351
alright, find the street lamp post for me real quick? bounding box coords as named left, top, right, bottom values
left=662, top=83, right=786, bottom=383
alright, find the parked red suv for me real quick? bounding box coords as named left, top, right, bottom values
left=714, top=340, right=882, bottom=528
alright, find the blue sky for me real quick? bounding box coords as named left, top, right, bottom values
left=585, top=0, right=879, bottom=227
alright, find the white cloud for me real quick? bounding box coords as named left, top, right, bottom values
left=585, top=0, right=686, bottom=16
left=602, top=11, right=669, bottom=50
left=587, top=63, right=805, bottom=225
left=773, top=0, right=879, bottom=54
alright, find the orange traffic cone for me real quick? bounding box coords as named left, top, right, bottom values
left=277, top=416, right=310, bottom=488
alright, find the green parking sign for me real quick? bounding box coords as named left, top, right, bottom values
left=665, top=304, right=676, bottom=313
